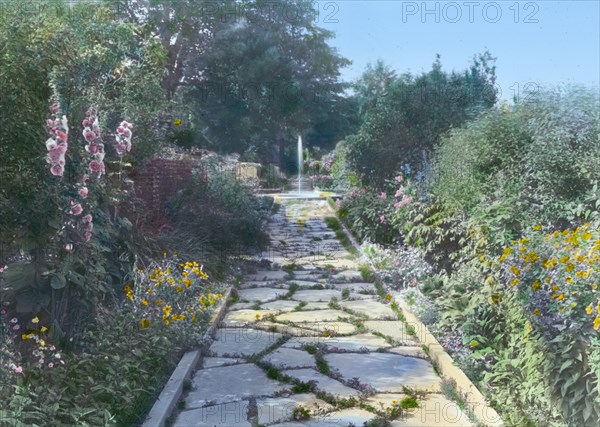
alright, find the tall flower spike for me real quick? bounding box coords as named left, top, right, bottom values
left=44, top=104, right=69, bottom=176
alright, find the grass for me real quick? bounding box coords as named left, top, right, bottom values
left=282, top=282, right=299, bottom=299
left=291, top=381, right=314, bottom=393
left=293, top=301, right=307, bottom=311
left=359, top=264, right=375, bottom=281
left=328, top=297, right=341, bottom=310
left=315, top=353, right=330, bottom=375
left=324, top=216, right=358, bottom=256
left=341, top=288, right=350, bottom=299
left=440, top=379, right=484, bottom=427
left=227, top=289, right=240, bottom=306
left=304, top=344, right=317, bottom=355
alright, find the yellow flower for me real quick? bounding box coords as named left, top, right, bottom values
left=552, top=285, right=560, bottom=292
left=142, top=299, right=149, bottom=306
left=557, top=293, right=565, bottom=301
left=469, top=340, right=478, bottom=347
left=510, top=278, right=520, bottom=287
left=566, top=264, right=575, bottom=273
left=174, top=119, right=182, bottom=126
left=503, top=247, right=511, bottom=256
left=545, top=277, right=551, bottom=283
left=509, top=266, right=521, bottom=276
left=560, top=256, right=570, bottom=264
left=176, top=286, right=183, bottom=293
left=40, top=326, right=48, bottom=333
left=566, top=276, right=573, bottom=284
left=255, top=314, right=262, bottom=320
left=392, top=400, right=398, bottom=405
left=22, top=333, right=33, bottom=340
left=31, top=316, right=39, bottom=324
left=594, top=317, right=600, bottom=330
left=533, top=225, right=542, bottom=231
left=155, top=299, right=164, bottom=306
left=39, top=339, right=46, bottom=347
left=592, top=283, right=598, bottom=290
left=385, top=293, right=392, bottom=301
left=533, top=308, right=541, bottom=316
left=531, top=280, right=541, bottom=291
left=140, top=319, right=150, bottom=329
left=163, top=305, right=172, bottom=316
left=587, top=305, right=594, bottom=315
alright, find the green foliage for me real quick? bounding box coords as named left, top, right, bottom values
left=0, top=306, right=187, bottom=426
left=347, top=52, right=497, bottom=188
left=171, top=168, right=269, bottom=255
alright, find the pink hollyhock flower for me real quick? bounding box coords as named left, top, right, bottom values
left=65, top=244, right=74, bottom=252
left=47, top=119, right=55, bottom=128
left=395, top=175, right=404, bottom=183
left=115, top=143, right=127, bottom=155
left=50, top=164, right=64, bottom=176
left=56, top=143, right=67, bottom=154
left=12, top=324, right=20, bottom=331
left=70, top=203, right=83, bottom=216
left=50, top=102, right=58, bottom=113
left=0, top=309, right=6, bottom=315
left=89, top=160, right=100, bottom=173
left=86, top=143, right=98, bottom=153
left=48, top=149, right=64, bottom=163
left=11, top=364, right=23, bottom=374
left=78, top=186, right=88, bottom=199
left=55, top=129, right=68, bottom=142
left=361, top=188, right=367, bottom=194
left=82, top=174, right=89, bottom=183
left=81, top=214, right=93, bottom=223
left=379, top=192, right=386, bottom=200
left=45, top=138, right=57, bottom=150
left=84, top=231, right=92, bottom=242
left=395, top=188, right=404, bottom=198
left=47, top=362, right=54, bottom=369
left=380, top=215, right=386, bottom=223
left=84, top=129, right=96, bottom=142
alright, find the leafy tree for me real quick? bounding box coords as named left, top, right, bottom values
left=346, top=52, right=498, bottom=188
left=182, top=0, right=350, bottom=165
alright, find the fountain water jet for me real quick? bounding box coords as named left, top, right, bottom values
left=297, top=135, right=303, bottom=193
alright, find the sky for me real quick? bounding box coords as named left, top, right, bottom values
left=316, top=0, right=600, bottom=101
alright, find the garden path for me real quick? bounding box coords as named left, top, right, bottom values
left=172, top=199, right=474, bottom=427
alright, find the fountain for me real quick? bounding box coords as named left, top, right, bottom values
left=297, top=135, right=303, bottom=193
left=271, top=135, right=340, bottom=200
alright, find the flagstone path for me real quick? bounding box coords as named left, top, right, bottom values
left=172, top=199, right=474, bottom=427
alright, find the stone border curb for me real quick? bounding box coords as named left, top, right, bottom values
left=141, top=286, right=235, bottom=427
left=325, top=200, right=504, bottom=427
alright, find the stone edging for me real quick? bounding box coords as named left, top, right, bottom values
left=141, top=286, right=235, bottom=427
left=326, top=200, right=504, bottom=427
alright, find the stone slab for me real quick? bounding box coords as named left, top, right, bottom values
left=209, top=328, right=282, bottom=357
left=275, top=309, right=348, bottom=323
left=269, top=408, right=376, bottom=427
left=261, top=347, right=316, bottom=369
left=256, top=394, right=333, bottom=425
left=364, top=321, right=419, bottom=345
left=173, top=400, right=251, bottom=426
left=325, top=353, right=441, bottom=392
left=340, top=299, right=396, bottom=319
left=186, top=364, right=287, bottom=408
left=237, top=287, right=287, bottom=301
left=202, top=357, right=245, bottom=368
left=282, top=368, right=359, bottom=397
left=289, top=289, right=343, bottom=302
